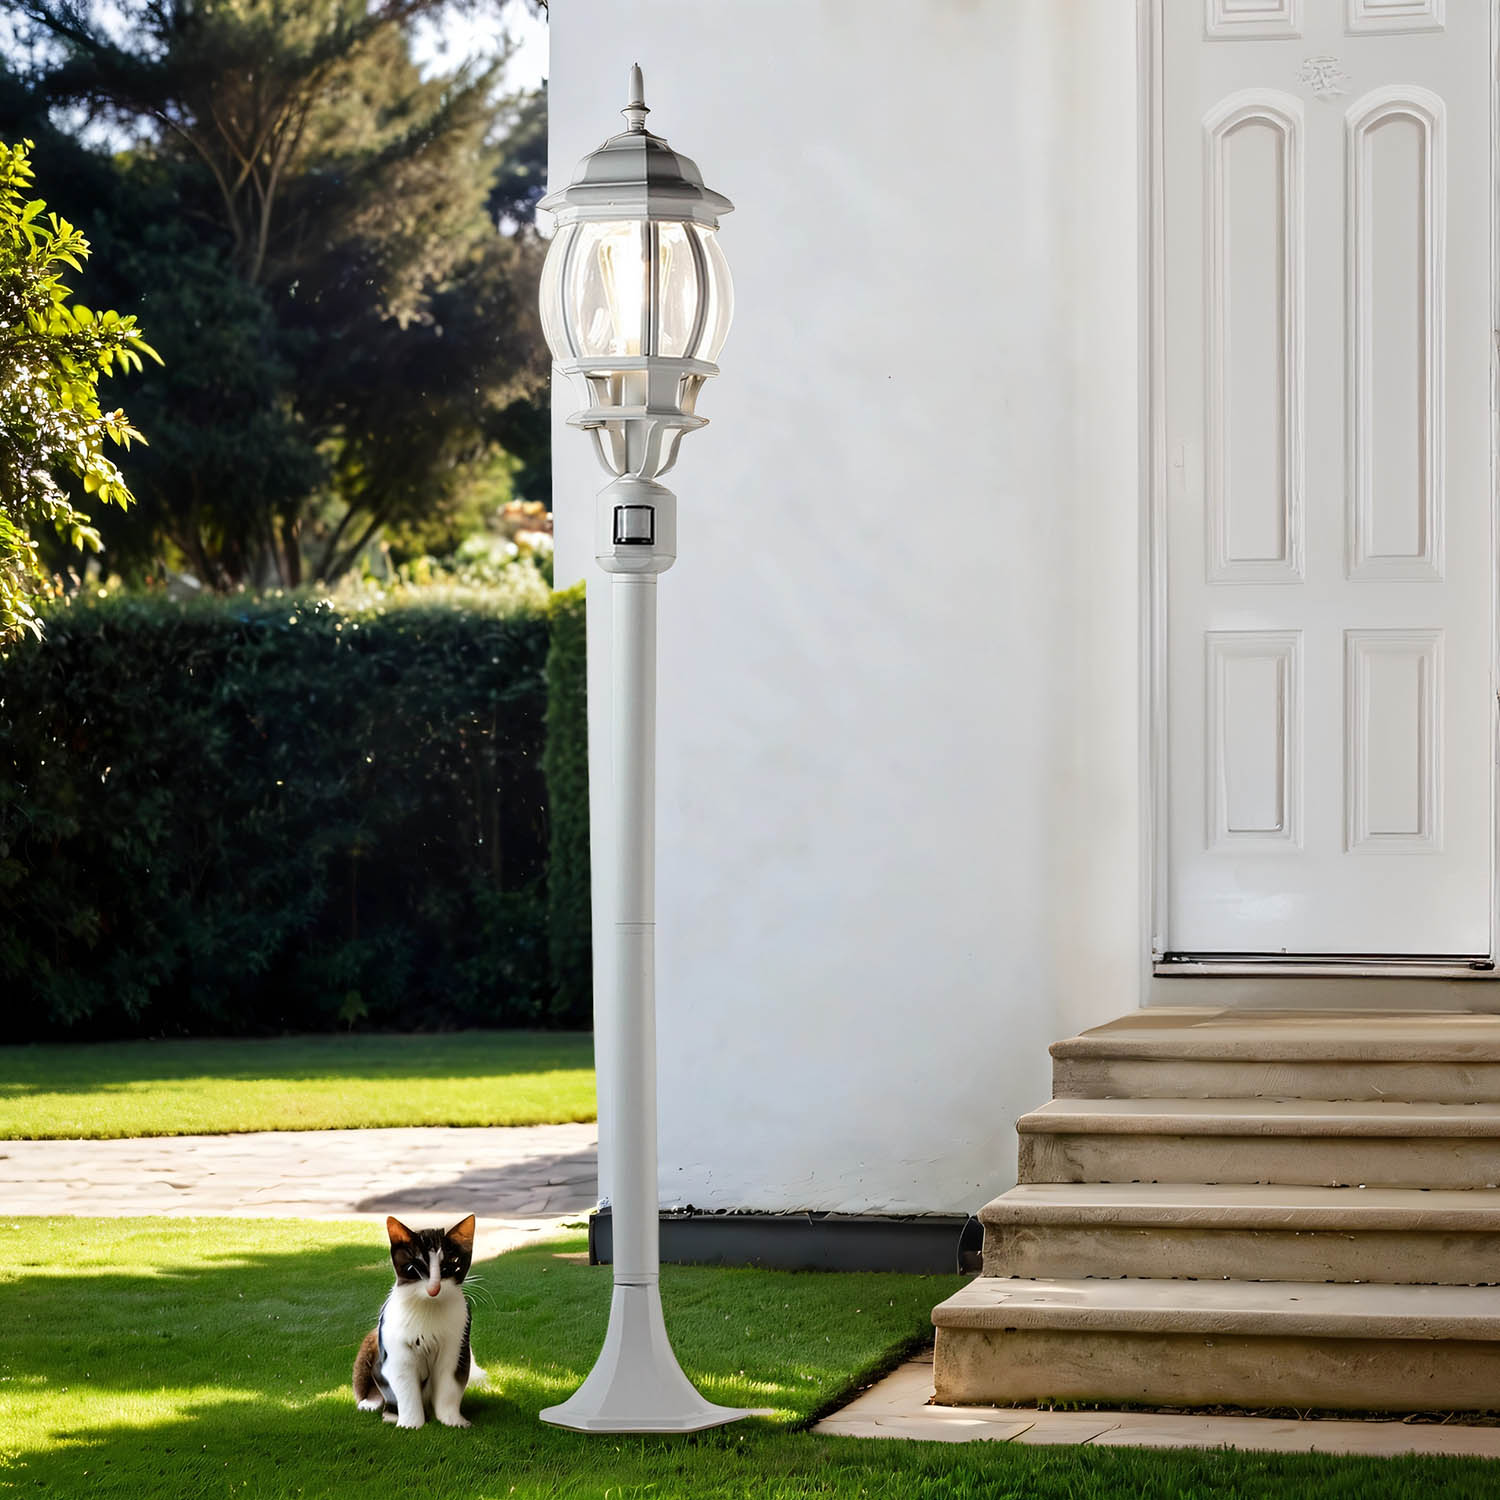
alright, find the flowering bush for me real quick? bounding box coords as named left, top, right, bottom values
left=395, top=501, right=555, bottom=593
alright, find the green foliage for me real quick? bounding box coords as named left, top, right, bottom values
left=382, top=452, right=522, bottom=568
left=0, top=138, right=156, bottom=640
left=341, top=558, right=552, bottom=620
left=487, top=392, right=551, bottom=509
left=544, top=581, right=591, bottom=1024
left=0, top=586, right=595, bottom=1037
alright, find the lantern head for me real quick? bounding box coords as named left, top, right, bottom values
left=538, top=65, right=734, bottom=484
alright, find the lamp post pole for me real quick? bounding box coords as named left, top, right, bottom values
left=536, top=69, right=750, bottom=1435
left=610, top=563, right=661, bottom=1313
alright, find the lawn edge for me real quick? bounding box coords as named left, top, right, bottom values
left=0, top=1111, right=599, bottom=1141
left=797, top=1330, right=936, bottom=1433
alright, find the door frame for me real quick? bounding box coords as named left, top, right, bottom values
left=1136, top=0, right=1500, bottom=979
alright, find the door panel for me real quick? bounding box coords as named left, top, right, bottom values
left=1163, top=0, right=1492, bottom=955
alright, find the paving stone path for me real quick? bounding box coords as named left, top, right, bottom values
left=0, top=1124, right=598, bottom=1254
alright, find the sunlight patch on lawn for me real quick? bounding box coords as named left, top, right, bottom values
left=468, top=1363, right=582, bottom=1397
left=0, top=1033, right=598, bottom=1138
left=32, top=1385, right=266, bottom=1441
left=696, top=1372, right=806, bottom=1409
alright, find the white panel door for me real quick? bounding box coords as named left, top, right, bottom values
left=1164, top=0, right=1493, bottom=956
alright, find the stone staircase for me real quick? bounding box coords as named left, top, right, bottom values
left=931, top=1007, right=1500, bottom=1411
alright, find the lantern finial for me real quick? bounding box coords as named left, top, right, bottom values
left=622, top=64, right=649, bottom=132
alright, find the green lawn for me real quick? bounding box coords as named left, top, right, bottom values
left=0, top=1219, right=1493, bottom=1499
left=0, top=1031, right=595, bottom=1139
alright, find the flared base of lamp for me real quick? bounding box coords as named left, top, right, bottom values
left=540, top=1282, right=759, bottom=1434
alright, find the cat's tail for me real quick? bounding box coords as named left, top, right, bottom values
left=352, top=1328, right=384, bottom=1409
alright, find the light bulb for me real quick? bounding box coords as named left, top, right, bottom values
left=597, top=224, right=647, bottom=356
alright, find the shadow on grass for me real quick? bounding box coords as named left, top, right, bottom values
left=0, top=1032, right=595, bottom=1097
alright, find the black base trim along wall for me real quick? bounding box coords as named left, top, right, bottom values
left=588, top=1209, right=982, bottom=1275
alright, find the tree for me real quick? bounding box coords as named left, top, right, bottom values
left=98, top=217, right=325, bottom=589
left=0, top=138, right=155, bottom=640
left=488, top=78, right=545, bottom=227
left=7, top=1, right=548, bottom=587
left=260, top=18, right=548, bottom=582
left=18, top=0, right=464, bottom=288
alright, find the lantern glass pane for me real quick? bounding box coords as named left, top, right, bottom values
left=655, top=222, right=703, bottom=358
left=538, top=222, right=575, bottom=361
left=566, top=220, right=649, bottom=358
left=694, top=226, right=734, bottom=362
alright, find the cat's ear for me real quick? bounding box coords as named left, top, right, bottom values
left=386, top=1216, right=415, bottom=1247
left=447, top=1215, right=475, bottom=1254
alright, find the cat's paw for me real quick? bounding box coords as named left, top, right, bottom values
left=382, top=1411, right=398, bottom=1424
left=466, top=1363, right=488, bottom=1387
left=395, top=1414, right=426, bottom=1430
left=356, top=1397, right=384, bottom=1412
left=437, top=1412, right=471, bottom=1429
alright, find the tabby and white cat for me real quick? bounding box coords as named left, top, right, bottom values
left=352, top=1214, right=485, bottom=1429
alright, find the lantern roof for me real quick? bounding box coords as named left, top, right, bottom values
left=538, top=65, right=734, bottom=228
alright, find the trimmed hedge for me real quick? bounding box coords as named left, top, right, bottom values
left=544, top=582, right=591, bottom=1025
left=0, top=587, right=590, bottom=1038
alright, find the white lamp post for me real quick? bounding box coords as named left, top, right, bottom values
left=536, top=66, right=749, bottom=1436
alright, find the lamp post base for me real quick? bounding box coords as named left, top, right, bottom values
left=539, top=1282, right=760, bottom=1434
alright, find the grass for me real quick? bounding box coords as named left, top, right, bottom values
left=1, top=1219, right=1495, bottom=1500
left=0, top=1031, right=596, bottom=1139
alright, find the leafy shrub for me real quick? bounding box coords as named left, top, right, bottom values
left=0, top=138, right=156, bottom=641
left=0, top=586, right=588, bottom=1037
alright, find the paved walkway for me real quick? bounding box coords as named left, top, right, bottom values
left=0, top=1124, right=598, bottom=1253
left=815, top=1354, right=1500, bottom=1459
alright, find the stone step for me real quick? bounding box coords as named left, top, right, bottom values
left=981, top=1182, right=1500, bottom=1284
left=1055, top=1055, right=1500, bottom=1103
left=931, top=1277, right=1500, bottom=1410
left=1053, top=1009, right=1500, bottom=1103
left=1018, top=1098, right=1500, bottom=1188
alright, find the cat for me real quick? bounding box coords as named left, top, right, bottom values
left=352, top=1214, right=485, bottom=1429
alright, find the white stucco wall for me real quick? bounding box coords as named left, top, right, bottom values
left=548, top=0, right=1141, bottom=1214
